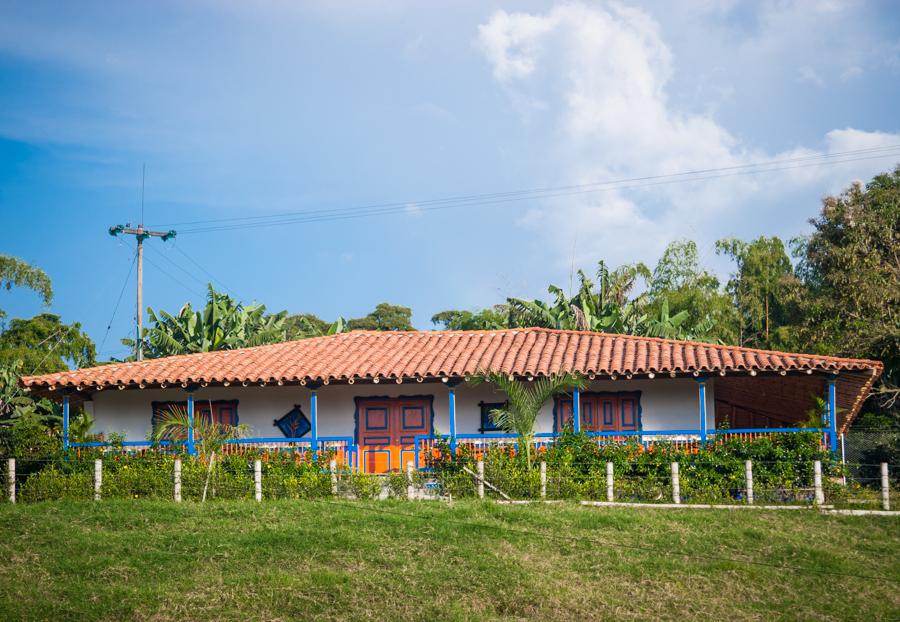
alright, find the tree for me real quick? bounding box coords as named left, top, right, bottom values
left=0, top=254, right=53, bottom=325
left=347, top=303, right=414, bottom=331
left=0, top=313, right=96, bottom=374
left=793, top=166, right=900, bottom=414
left=471, top=371, right=584, bottom=466
left=127, top=285, right=288, bottom=358
left=283, top=313, right=347, bottom=339
left=716, top=236, right=801, bottom=349
left=646, top=240, right=736, bottom=344
left=284, top=313, right=331, bottom=339
left=431, top=306, right=510, bottom=331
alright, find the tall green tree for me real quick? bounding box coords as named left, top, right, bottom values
left=716, top=236, right=801, bottom=349
left=127, top=285, right=288, bottom=358
left=283, top=313, right=341, bottom=339
left=0, top=254, right=53, bottom=326
left=646, top=240, right=736, bottom=343
left=431, top=306, right=510, bottom=331
left=347, top=303, right=413, bottom=331
left=794, top=167, right=900, bottom=411
left=0, top=313, right=96, bottom=374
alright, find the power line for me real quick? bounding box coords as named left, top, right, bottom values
left=140, top=252, right=206, bottom=300
left=149, top=144, right=900, bottom=233
left=170, top=149, right=900, bottom=236
left=97, top=249, right=137, bottom=357
left=144, top=243, right=208, bottom=288
left=145, top=243, right=244, bottom=302
left=309, top=498, right=899, bottom=584
left=152, top=143, right=900, bottom=228
left=172, top=244, right=243, bottom=300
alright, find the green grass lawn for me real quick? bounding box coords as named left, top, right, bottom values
left=0, top=500, right=897, bottom=621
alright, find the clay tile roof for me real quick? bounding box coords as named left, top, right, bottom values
left=19, top=328, right=883, bottom=429
left=19, top=326, right=879, bottom=388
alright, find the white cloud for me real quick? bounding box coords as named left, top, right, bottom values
left=798, top=66, right=825, bottom=87
left=476, top=3, right=900, bottom=269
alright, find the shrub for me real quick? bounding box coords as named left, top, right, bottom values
left=345, top=473, right=382, bottom=500
left=425, top=431, right=840, bottom=502
left=19, top=466, right=91, bottom=502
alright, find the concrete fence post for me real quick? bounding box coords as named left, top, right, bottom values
left=94, top=459, right=102, bottom=501
left=406, top=461, right=414, bottom=501
left=254, top=459, right=262, bottom=502
left=745, top=460, right=754, bottom=505
left=173, top=459, right=182, bottom=503
left=330, top=459, right=338, bottom=496
left=671, top=462, right=681, bottom=504
left=606, top=462, right=614, bottom=502
left=813, top=460, right=824, bottom=506
left=882, top=463, right=890, bottom=511
left=476, top=460, right=484, bottom=499
left=540, top=461, right=547, bottom=500
left=7, top=458, right=14, bottom=504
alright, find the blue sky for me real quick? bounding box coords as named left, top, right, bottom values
left=1, top=0, right=899, bottom=362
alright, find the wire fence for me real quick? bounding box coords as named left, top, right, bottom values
left=4, top=455, right=897, bottom=511
left=842, top=429, right=900, bottom=485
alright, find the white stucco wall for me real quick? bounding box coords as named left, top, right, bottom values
left=88, top=378, right=715, bottom=442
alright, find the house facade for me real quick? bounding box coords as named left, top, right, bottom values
left=20, top=328, right=882, bottom=472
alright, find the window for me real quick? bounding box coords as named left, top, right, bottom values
left=479, top=401, right=507, bottom=433
left=274, top=405, right=311, bottom=438
left=151, top=400, right=240, bottom=435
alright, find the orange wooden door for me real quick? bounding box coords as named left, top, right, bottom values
left=357, top=397, right=431, bottom=473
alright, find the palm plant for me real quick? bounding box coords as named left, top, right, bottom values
left=152, top=402, right=249, bottom=501
left=471, top=371, right=584, bottom=466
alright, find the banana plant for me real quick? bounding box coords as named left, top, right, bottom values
left=125, top=285, right=289, bottom=358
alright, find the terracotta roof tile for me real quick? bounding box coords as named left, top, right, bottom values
left=21, top=326, right=881, bottom=390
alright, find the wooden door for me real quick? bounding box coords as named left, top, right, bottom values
left=555, top=393, right=640, bottom=433
left=356, top=397, right=432, bottom=473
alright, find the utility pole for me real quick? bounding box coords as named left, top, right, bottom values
left=109, top=224, right=176, bottom=359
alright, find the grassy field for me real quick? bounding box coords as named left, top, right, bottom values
left=0, top=500, right=897, bottom=621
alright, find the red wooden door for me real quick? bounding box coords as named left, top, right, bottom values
left=556, top=393, right=640, bottom=433
left=357, top=397, right=431, bottom=473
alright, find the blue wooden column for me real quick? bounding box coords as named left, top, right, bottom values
left=696, top=379, right=707, bottom=443
left=448, top=383, right=457, bottom=452
left=572, top=387, right=581, bottom=433
left=827, top=379, right=838, bottom=453
left=62, top=393, right=70, bottom=452
left=310, top=386, right=319, bottom=458
left=186, top=388, right=196, bottom=456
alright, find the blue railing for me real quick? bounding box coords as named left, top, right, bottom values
left=69, top=436, right=359, bottom=470
left=70, top=428, right=829, bottom=473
